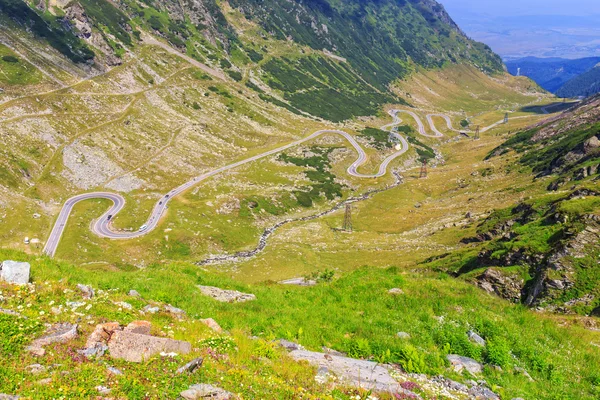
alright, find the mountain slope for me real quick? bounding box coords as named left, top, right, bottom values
left=428, top=96, right=600, bottom=314
left=505, top=56, right=600, bottom=93
left=556, top=66, right=600, bottom=98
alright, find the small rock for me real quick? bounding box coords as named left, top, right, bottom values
left=114, top=301, right=133, bottom=310
left=106, top=366, right=123, bottom=375
left=279, top=277, right=317, bottom=286
left=108, top=330, right=191, bottom=362
left=396, top=332, right=411, bottom=339
left=142, top=305, right=160, bottom=314
left=35, top=378, right=52, bottom=386
left=27, top=323, right=78, bottom=353
left=180, top=384, right=234, bottom=400
left=164, top=304, right=186, bottom=317
left=388, top=288, right=404, bottom=295
left=0, top=308, right=22, bottom=317
left=76, top=284, right=94, bottom=299
left=0, top=261, right=30, bottom=285
left=447, top=354, right=483, bottom=375
left=197, top=285, right=256, bottom=303
left=96, top=386, right=111, bottom=395
left=25, top=364, right=46, bottom=375
left=124, top=320, right=152, bottom=335
left=467, top=330, right=486, bottom=346
left=32, top=213, right=41, bottom=219
left=176, top=357, right=204, bottom=374
left=200, top=318, right=222, bottom=333
left=514, top=366, right=534, bottom=382
left=277, top=339, right=304, bottom=351
left=128, top=290, right=141, bottom=297
left=86, top=322, right=121, bottom=348
left=79, top=343, right=108, bottom=358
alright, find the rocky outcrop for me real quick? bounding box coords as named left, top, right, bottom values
left=476, top=268, right=523, bottom=303
left=0, top=261, right=30, bottom=285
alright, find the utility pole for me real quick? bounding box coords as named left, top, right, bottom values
left=504, top=112, right=509, bottom=124
left=474, top=125, right=480, bottom=140
left=342, top=203, right=352, bottom=232
left=419, top=159, right=428, bottom=179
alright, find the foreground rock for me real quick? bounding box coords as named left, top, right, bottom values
left=108, top=330, right=191, bottom=362
left=180, top=384, right=234, bottom=400
left=446, top=354, right=483, bottom=375
left=197, top=285, right=256, bottom=303
left=289, top=349, right=413, bottom=395
left=0, top=261, right=30, bottom=285
left=82, top=320, right=191, bottom=362
left=0, top=395, right=19, bottom=400
left=26, top=323, right=78, bottom=355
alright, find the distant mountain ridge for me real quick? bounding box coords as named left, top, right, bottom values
left=505, top=56, right=600, bottom=96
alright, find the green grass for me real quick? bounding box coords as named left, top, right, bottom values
left=0, top=45, right=44, bottom=85
left=1, top=249, right=599, bottom=399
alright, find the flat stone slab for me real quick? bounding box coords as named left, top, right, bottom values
left=279, top=277, right=317, bottom=286
left=289, top=349, right=403, bottom=394
left=197, top=285, right=256, bottom=303
left=108, top=330, right=191, bottom=362
left=1, top=261, right=30, bottom=285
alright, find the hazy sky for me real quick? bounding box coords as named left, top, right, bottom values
left=438, top=0, right=600, bottom=17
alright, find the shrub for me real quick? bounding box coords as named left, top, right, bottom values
left=485, top=336, right=511, bottom=367
left=1, top=55, right=18, bottom=63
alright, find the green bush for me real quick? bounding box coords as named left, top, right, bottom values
left=485, top=336, right=511, bottom=367
left=1, top=55, right=18, bottom=63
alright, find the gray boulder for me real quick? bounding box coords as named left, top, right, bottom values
left=180, top=384, right=234, bottom=400
left=289, top=349, right=413, bottom=395
left=447, top=354, right=483, bottom=375
left=0, top=261, right=30, bottom=285
left=0, top=395, right=19, bottom=400
left=467, top=330, right=486, bottom=346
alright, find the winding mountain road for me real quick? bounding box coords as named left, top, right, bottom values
left=42, top=108, right=502, bottom=257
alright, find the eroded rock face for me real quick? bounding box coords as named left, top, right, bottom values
left=108, top=330, right=191, bottom=362
left=0, top=261, right=30, bottom=285
left=197, top=286, right=256, bottom=303
left=476, top=268, right=523, bottom=303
